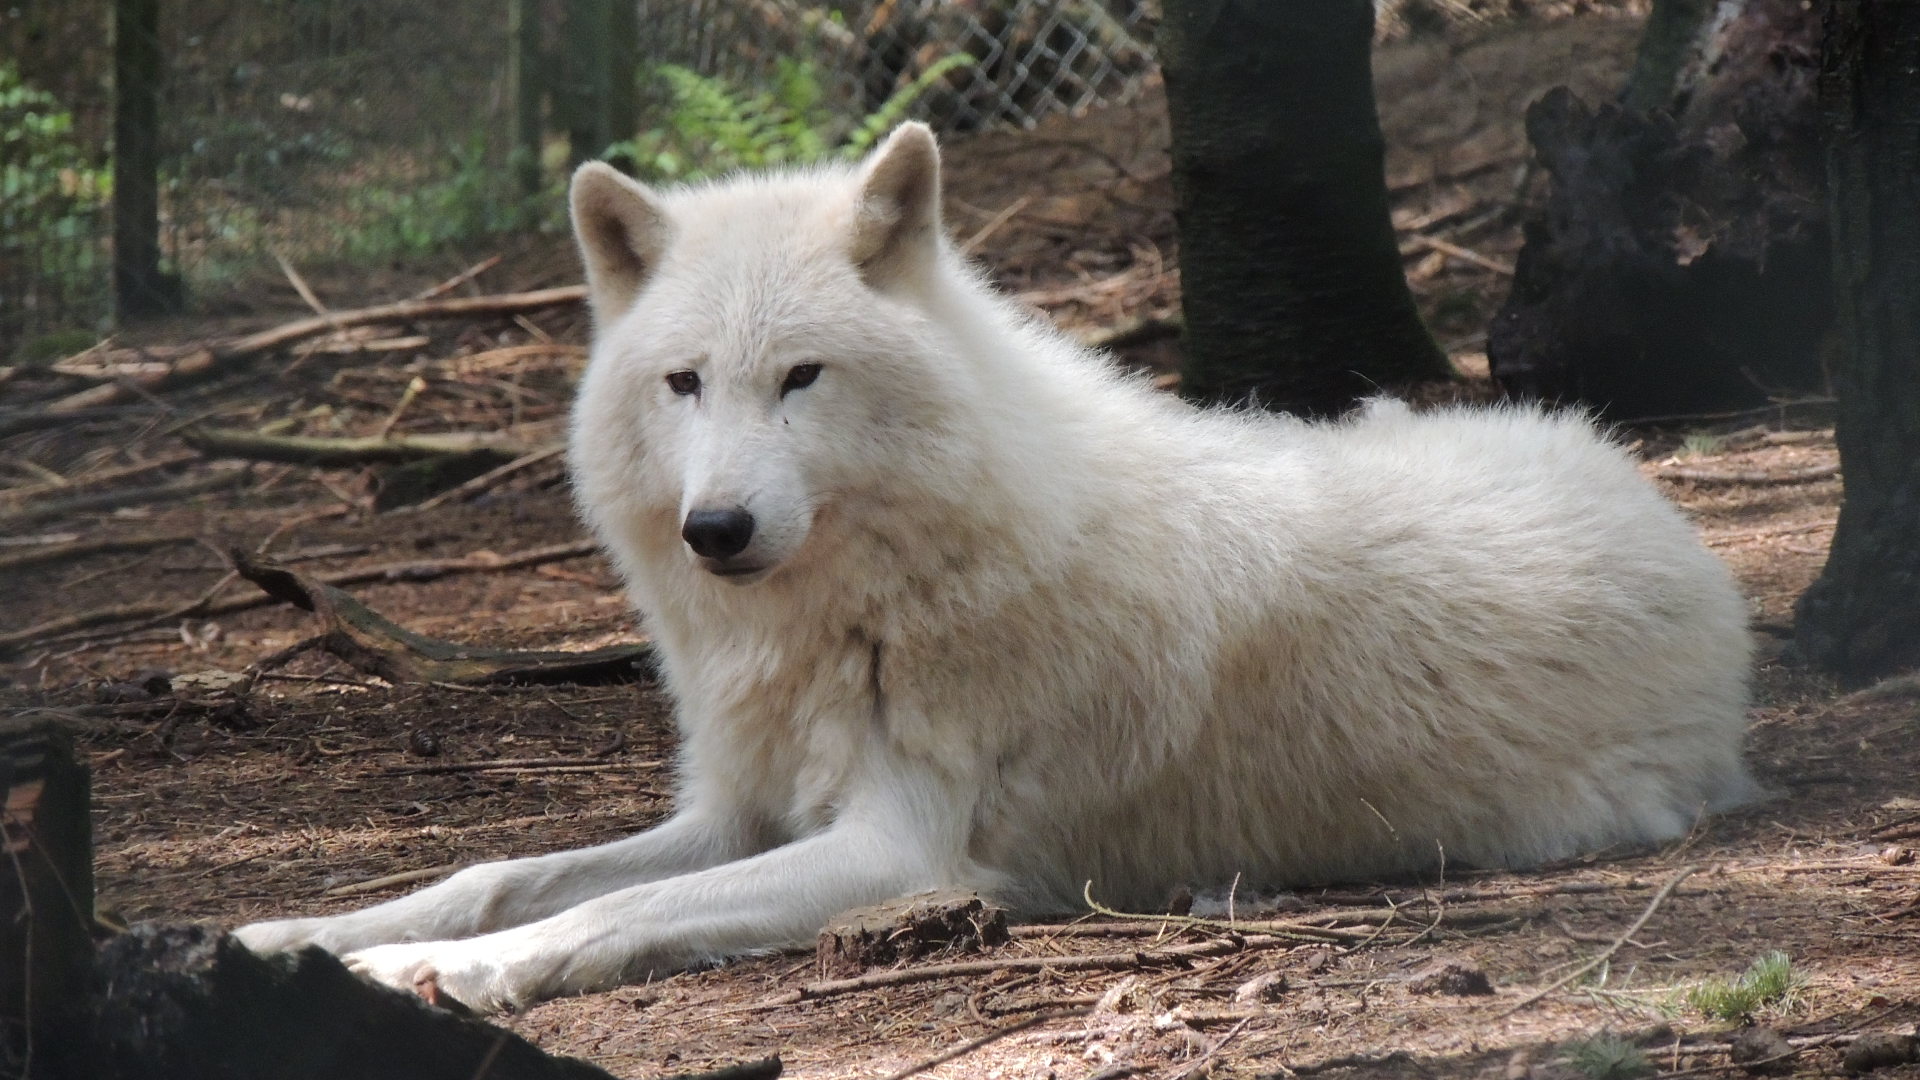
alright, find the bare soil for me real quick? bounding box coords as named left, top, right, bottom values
left=4, top=9, right=1916, bottom=1080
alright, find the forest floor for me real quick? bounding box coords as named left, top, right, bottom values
left=4, top=7, right=1917, bottom=1080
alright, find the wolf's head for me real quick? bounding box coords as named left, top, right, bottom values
left=566, top=124, right=976, bottom=588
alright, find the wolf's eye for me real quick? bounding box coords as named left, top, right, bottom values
left=781, top=362, right=822, bottom=396
left=665, top=370, right=701, bottom=396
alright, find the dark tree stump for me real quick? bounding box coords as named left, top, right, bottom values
left=1489, top=0, right=1830, bottom=419
left=2, top=718, right=96, bottom=1076
left=83, top=925, right=622, bottom=1080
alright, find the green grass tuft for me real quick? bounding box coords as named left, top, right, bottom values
left=1684, top=951, right=1804, bottom=1021
left=1567, top=1035, right=1653, bottom=1080
left=1680, top=431, right=1726, bottom=458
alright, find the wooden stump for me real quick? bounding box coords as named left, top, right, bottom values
left=815, top=891, right=1010, bottom=979
left=2, top=716, right=96, bottom=1074
left=1489, top=0, right=1829, bottom=419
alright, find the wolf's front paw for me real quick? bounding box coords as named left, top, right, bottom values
left=344, top=940, right=532, bottom=1014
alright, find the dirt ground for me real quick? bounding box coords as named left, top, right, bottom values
left=4, top=8, right=1917, bottom=1079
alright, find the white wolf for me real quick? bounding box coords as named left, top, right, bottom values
left=236, top=124, right=1754, bottom=1012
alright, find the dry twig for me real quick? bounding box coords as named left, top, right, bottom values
left=0, top=539, right=601, bottom=658
left=1496, top=865, right=1698, bottom=1018
left=874, top=1008, right=1089, bottom=1080
left=46, top=285, right=586, bottom=413
left=1655, top=463, right=1840, bottom=486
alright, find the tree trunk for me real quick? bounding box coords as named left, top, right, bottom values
left=1158, top=0, right=1449, bottom=417
left=557, top=0, right=612, bottom=167
left=1792, top=0, right=1920, bottom=681
left=111, top=0, right=168, bottom=320
left=508, top=0, right=544, bottom=198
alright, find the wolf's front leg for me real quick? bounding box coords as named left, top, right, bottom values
left=342, top=780, right=972, bottom=1011
left=234, top=810, right=760, bottom=957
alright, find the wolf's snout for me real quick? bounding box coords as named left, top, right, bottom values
left=682, top=508, right=756, bottom=560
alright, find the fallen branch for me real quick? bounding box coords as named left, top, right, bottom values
left=180, top=426, right=530, bottom=468
left=761, top=933, right=1297, bottom=1007
left=1496, top=864, right=1698, bottom=1018
left=0, top=533, right=195, bottom=573
left=1654, top=463, right=1840, bottom=486
left=1009, top=904, right=1522, bottom=941
left=0, top=539, right=601, bottom=658
left=0, top=452, right=199, bottom=505
left=1704, top=520, right=1835, bottom=548
left=324, top=864, right=460, bottom=898
left=414, top=254, right=503, bottom=300
left=378, top=756, right=661, bottom=776
left=46, top=285, right=587, bottom=413
left=400, top=444, right=566, bottom=513
left=876, top=1009, right=1088, bottom=1080
left=1079, top=315, right=1184, bottom=353
left=0, top=406, right=158, bottom=439
left=0, top=469, right=248, bottom=530
left=1401, top=233, right=1516, bottom=276
left=230, top=550, right=652, bottom=686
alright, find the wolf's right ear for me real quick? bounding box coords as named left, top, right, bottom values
left=570, top=162, right=672, bottom=319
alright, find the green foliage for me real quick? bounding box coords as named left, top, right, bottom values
left=607, top=54, right=973, bottom=183
left=1, top=62, right=110, bottom=279
left=1566, top=1035, right=1653, bottom=1080
left=1684, top=951, right=1804, bottom=1022
left=14, top=328, right=100, bottom=367
left=343, top=134, right=550, bottom=258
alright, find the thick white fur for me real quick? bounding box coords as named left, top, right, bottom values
left=235, top=124, right=1754, bottom=1012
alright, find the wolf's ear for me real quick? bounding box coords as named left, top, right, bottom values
left=849, top=122, right=942, bottom=285
left=570, top=162, right=672, bottom=319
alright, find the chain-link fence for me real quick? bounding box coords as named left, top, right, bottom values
left=0, top=0, right=1157, bottom=359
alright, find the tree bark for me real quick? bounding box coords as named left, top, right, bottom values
left=111, top=0, right=168, bottom=320
left=508, top=0, right=545, bottom=198
left=1158, top=0, right=1449, bottom=417
left=1792, top=0, right=1920, bottom=680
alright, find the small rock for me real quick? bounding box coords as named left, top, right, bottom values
left=1408, top=957, right=1494, bottom=996
left=1729, top=1026, right=1793, bottom=1073
left=1878, top=845, right=1913, bottom=866
left=1843, top=1033, right=1918, bottom=1073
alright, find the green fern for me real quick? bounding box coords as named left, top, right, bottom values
left=609, top=54, right=973, bottom=183
left=841, top=53, right=975, bottom=160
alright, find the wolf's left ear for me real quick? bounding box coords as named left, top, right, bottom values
left=849, top=122, right=943, bottom=285
left=570, top=162, right=673, bottom=319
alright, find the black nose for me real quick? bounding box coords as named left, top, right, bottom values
left=682, top=508, right=755, bottom=560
